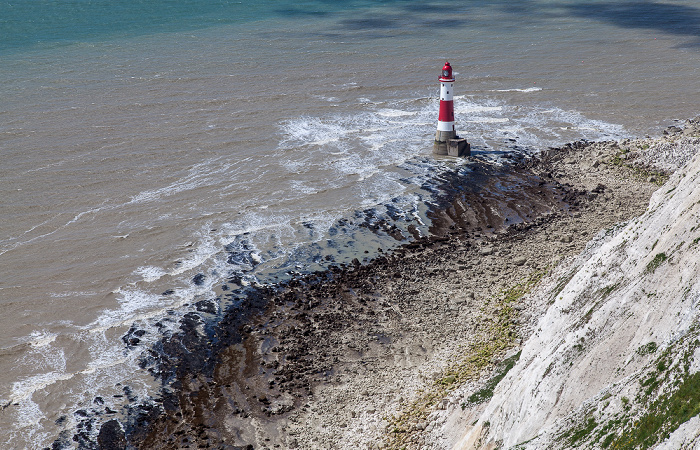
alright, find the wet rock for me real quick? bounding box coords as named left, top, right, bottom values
left=195, top=299, right=218, bottom=315
left=122, top=327, right=148, bottom=348
left=192, top=273, right=206, bottom=286
left=97, top=419, right=126, bottom=450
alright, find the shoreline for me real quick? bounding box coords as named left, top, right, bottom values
left=96, top=122, right=699, bottom=449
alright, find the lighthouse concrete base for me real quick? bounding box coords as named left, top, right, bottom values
left=448, top=138, right=471, bottom=157
left=434, top=129, right=456, bottom=155
left=434, top=131, right=470, bottom=157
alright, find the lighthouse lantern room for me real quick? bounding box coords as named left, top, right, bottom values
left=433, top=61, right=470, bottom=156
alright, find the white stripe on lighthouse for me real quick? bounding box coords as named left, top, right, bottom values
left=440, top=82, right=454, bottom=101
left=437, top=120, right=455, bottom=131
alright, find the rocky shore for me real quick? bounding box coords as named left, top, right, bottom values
left=100, top=120, right=700, bottom=449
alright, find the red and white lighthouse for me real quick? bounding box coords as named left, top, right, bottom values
left=434, top=61, right=470, bottom=156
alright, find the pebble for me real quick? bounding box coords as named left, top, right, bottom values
left=480, top=247, right=494, bottom=256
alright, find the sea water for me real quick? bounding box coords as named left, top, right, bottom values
left=2, top=0, right=700, bottom=446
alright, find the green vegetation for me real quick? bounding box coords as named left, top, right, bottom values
left=602, top=431, right=617, bottom=448
left=599, top=283, right=621, bottom=299
left=610, top=371, right=700, bottom=448
left=554, top=328, right=700, bottom=450
left=551, top=269, right=576, bottom=304
left=644, top=253, right=668, bottom=274
left=559, top=416, right=597, bottom=447
left=440, top=375, right=456, bottom=386
left=466, top=351, right=521, bottom=405
left=581, top=306, right=595, bottom=325
left=636, top=342, right=657, bottom=356
left=605, top=150, right=668, bottom=185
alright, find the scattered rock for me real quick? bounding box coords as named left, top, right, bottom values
left=513, top=257, right=527, bottom=266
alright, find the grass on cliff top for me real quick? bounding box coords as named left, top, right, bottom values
left=384, top=270, right=545, bottom=449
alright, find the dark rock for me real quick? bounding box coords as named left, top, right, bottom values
left=195, top=299, right=218, bottom=315
left=97, top=419, right=126, bottom=450
left=192, top=273, right=206, bottom=286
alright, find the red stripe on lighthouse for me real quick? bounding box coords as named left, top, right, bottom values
left=438, top=99, right=454, bottom=122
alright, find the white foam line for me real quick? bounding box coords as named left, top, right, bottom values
left=220, top=218, right=295, bottom=242
left=127, top=158, right=231, bottom=205
left=49, top=291, right=99, bottom=298
left=27, top=332, right=57, bottom=348
left=85, top=302, right=186, bottom=335
left=1, top=157, right=228, bottom=256
left=0, top=216, right=57, bottom=248
left=467, top=117, right=510, bottom=124
left=134, top=266, right=168, bottom=283
left=7, top=354, right=132, bottom=407
left=377, top=108, right=417, bottom=117
left=0, top=205, right=113, bottom=257
left=494, top=87, right=543, bottom=93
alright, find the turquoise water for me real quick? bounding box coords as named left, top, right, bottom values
left=2, top=0, right=700, bottom=447
left=1, top=0, right=450, bottom=53
left=2, top=0, right=272, bottom=52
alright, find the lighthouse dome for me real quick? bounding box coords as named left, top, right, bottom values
left=439, top=61, right=454, bottom=81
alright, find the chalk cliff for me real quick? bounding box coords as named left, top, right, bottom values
left=456, top=130, right=700, bottom=448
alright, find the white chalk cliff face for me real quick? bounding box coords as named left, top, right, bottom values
left=458, top=150, right=700, bottom=448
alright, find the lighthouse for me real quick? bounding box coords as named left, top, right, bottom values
left=433, top=61, right=470, bottom=156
